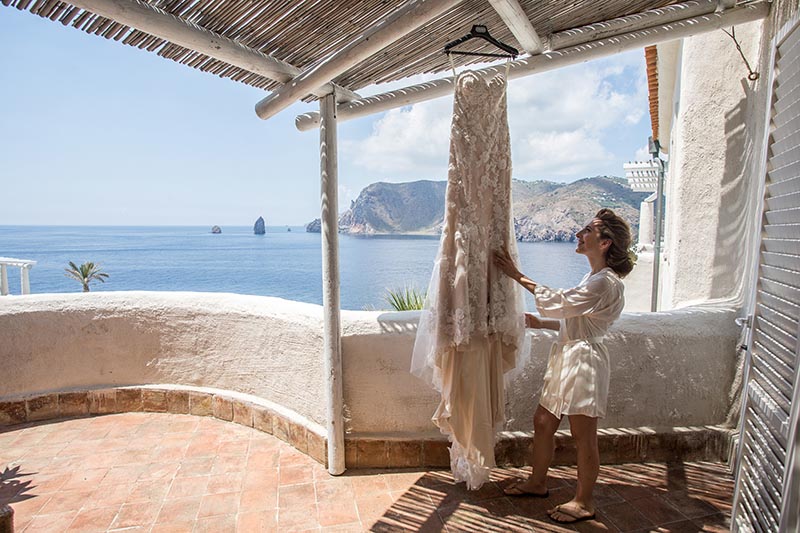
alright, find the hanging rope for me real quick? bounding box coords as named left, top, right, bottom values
left=722, top=27, right=759, bottom=81
left=448, top=52, right=457, bottom=79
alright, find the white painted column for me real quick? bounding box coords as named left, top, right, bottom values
left=21, top=266, right=31, bottom=295
left=639, top=200, right=654, bottom=247
left=319, top=91, right=345, bottom=475
left=652, top=156, right=666, bottom=312
left=0, top=265, right=8, bottom=296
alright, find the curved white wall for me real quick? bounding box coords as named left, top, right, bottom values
left=0, top=292, right=326, bottom=426
left=1, top=292, right=740, bottom=437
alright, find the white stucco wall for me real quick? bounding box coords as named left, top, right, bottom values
left=0, top=292, right=326, bottom=426
left=1, top=293, right=740, bottom=437
left=658, top=21, right=769, bottom=310
left=622, top=250, right=655, bottom=312
left=342, top=305, right=740, bottom=436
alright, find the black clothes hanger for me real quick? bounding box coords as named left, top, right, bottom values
left=443, top=25, right=519, bottom=59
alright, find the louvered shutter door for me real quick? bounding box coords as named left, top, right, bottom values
left=732, top=17, right=800, bottom=533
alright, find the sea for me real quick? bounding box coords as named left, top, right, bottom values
left=0, top=226, right=588, bottom=310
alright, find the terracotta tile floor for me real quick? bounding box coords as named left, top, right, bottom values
left=0, top=413, right=734, bottom=532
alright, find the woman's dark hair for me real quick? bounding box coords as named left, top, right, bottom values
left=595, top=208, right=634, bottom=278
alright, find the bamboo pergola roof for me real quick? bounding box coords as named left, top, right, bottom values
left=6, top=0, right=680, bottom=100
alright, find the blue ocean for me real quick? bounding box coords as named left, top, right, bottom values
left=0, top=226, right=588, bottom=310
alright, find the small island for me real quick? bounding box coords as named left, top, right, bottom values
left=254, top=216, right=266, bottom=235
left=211, top=225, right=222, bottom=234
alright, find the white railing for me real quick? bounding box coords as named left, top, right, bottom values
left=0, top=257, right=37, bottom=295
left=623, top=160, right=660, bottom=192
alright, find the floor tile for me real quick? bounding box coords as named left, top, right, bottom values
left=277, top=503, right=320, bottom=530
left=629, top=495, right=686, bottom=525
left=156, top=495, right=202, bottom=524
left=110, top=500, right=160, bottom=529
left=279, top=482, right=316, bottom=508
left=23, top=510, right=79, bottom=533
left=197, top=491, right=239, bottom=518
left=66, top=505, right=121, bottom=532
left=601, top=501, right=655, bottom=531
left=167, top=475, right=209, bottom=500
left=194, top=513, right=237, bottom=532
left=0, top=413, right=737, bottom=533
left=237, top=510, right=278, bottom=531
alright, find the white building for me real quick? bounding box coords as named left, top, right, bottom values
left=652, top=8, right=799, bottom=529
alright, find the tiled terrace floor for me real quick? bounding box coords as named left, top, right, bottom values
left=0, top=413, right=733, bottom=532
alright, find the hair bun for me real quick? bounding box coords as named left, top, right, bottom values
left=595, top=209, right=634, bottom=278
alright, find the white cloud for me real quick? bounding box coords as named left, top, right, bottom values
left=516, top=129, right=614, bottom=177
left=342, top=50, right=649, bottom=183
left=634, top=144, right=652, bottom=161
left=342, top=97, right=452, bottom=178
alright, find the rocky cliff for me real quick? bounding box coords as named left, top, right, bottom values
left=306, top=177, right=647, bottom=242
left=513, top=177, right=645, bottom=242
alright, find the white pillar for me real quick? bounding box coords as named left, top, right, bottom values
left=320, top=91, right=345, bottom=475
left=0, top=265, right=8, bottom=296
left=21, top=266, right=31, bottom=295
left=639, top=200, right=654, bottom=247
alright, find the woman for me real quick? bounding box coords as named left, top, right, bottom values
left=494, top=208, right=634, bottom=524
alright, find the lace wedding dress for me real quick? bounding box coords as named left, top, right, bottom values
left=411, top=70, right=529, bottom=490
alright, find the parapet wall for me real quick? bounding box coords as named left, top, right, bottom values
left=0, top=292, right=327, bottom=426
left=342, top=304, right=741, bottom=436
left=1, top=292, right=741, bottom=442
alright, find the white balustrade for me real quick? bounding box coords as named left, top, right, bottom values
left=0, top=257, right=37, bottom=295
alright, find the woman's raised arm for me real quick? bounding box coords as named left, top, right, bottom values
left=494, top=247, right=538, bottom=295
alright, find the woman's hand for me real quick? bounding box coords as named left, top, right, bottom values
left=495, top=246, right=539, bottom=295
left=524, top=313, right=560, bottom=331
left=524, top=313, right=543, bottom=329
left=494, top=247, right=522, bottom=280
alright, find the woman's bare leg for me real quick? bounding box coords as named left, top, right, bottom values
left=505, top=405, right=560, bottom=495
left=548, top=414, right=598, bottom=522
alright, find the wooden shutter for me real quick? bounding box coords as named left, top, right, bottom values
left=732, top=16, right=800, bottom=533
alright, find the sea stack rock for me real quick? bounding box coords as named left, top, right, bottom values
left=211, top=225, right=222, bottom=234
left=306, top=219, right=321, bottom=233
left=254, top=216, right=266, bottom=235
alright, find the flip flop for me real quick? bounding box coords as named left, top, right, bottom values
left=503, top=482, right=549, bottom=498
left=547, top=504, right=596, bottom=524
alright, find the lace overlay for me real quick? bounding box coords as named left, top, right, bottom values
left=411, top=71, right=529, bottom=490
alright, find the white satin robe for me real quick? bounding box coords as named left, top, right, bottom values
left=533, top=267, right=624, bottom=418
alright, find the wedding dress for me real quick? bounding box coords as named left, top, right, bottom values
left=411, top=70, right=529, bottom=490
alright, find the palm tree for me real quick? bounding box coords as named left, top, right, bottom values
left=64, top=261, right=109, bottom=292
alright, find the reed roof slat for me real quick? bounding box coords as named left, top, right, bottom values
left=60, top=5, right=80, bottom=24
left=7, top=0, right=682, bottom=102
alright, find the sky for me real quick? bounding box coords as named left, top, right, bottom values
left=0, top=8, right=652, bottom=226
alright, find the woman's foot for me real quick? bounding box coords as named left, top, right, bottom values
left=503, top=480, right=549, bottom=497
left=547, top=501, right=595, bottom=523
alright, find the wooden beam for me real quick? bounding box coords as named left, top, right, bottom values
left=254, top=0, right=463, bottom=120
left=295, top=1, right=768, bottom=131
left=66, top=0, right=360, bottom=102
left=319, top=93, right=345, bottom=475
left=549, top=0, right=719, bottom=51
left=487, top=0, right=543, bottom=54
